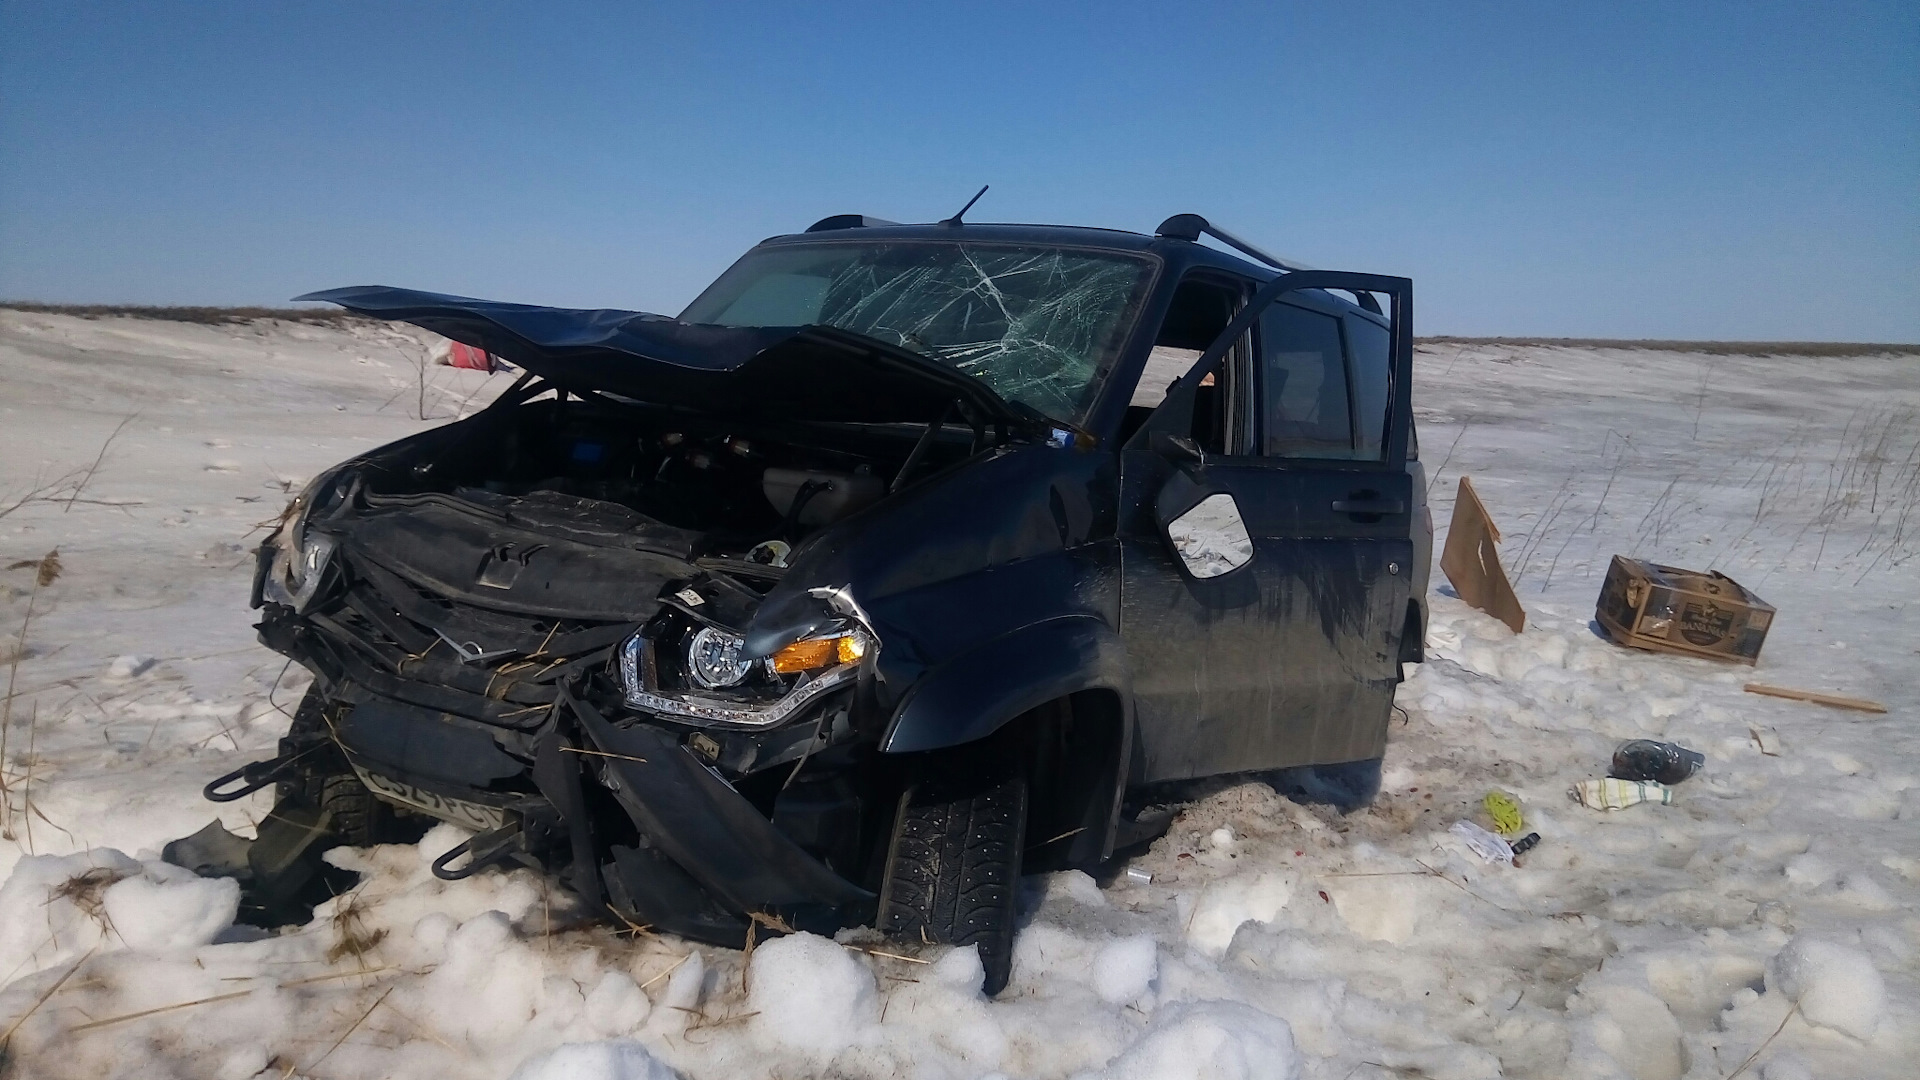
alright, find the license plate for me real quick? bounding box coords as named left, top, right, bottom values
left=352, top=765, right=508, bottom=833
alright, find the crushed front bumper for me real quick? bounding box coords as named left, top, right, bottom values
left=307, top=686, right=874, bottom=946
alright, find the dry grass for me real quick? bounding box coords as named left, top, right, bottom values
left=2, top=550, right=62, bottom=844
left=1419, top=336, right=1920, bottom=357
left=325, top=892, right=389, bottom=967
left=1, top=302, right=365, bottom=326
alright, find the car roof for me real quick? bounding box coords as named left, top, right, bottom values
left=754, top=220, right=1284, bottom=284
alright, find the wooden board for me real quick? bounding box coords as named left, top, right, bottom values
left=1439, top=476, right=1525, bottom=633
left=1744, top=683, right=1887, bottom=714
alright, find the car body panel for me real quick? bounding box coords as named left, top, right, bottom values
left=297, top=286, right=1033, bottom=429
left=215, top=220, right=1428, bottom=947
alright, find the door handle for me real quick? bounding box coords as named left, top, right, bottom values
left=1332, top=495, right=1406, bottom=515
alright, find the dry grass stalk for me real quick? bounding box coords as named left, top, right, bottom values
left=302, top=985, right=394, bottom=1074
left=845, top=946, right=931, bottom=965
left=48, top=867, right=133, bottom=923
left=740, top=910, right=795, bottom=994
left=1725, top=1000, right=1799, bottom=1080
left=0, top=947, right=95, bottom=1051
left=639, top=952, right=692, bottom=990
left=62, top=416, right=135, bottom=513
left=2, top=549, right=62, bottom=841
left=68, top=988, right=258, bottom=1033
left=325, top=891, right=388, bottom=967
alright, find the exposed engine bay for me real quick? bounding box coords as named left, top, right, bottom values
left=381, top=390, right=943, bottom=554
left=209, top=379, right=991, bottom=934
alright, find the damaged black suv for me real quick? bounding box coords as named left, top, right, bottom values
left=193, top=213, right=1430, bottom=994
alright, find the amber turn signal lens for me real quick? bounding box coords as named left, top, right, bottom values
left=770, top=638, right=836, bottom=674
left=835, top=634, right=866, bottom=664
left=770, top=634, right=867, bottom=674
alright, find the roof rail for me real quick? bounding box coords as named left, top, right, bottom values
left=805, top=214, right=903, bottom=233
left=1154, top=214, right=1315, bottom=273
left=1156, top=214, right=1381, bottom=314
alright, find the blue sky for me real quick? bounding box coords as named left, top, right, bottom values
left=2, top=1, right=1915, bottom=340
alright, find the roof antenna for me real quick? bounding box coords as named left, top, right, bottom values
left=939, top=185, right=989, bottom=227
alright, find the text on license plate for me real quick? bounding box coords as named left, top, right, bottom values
left=352, top=766, right=508, bottom=833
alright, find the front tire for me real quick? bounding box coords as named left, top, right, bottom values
left=274, top=688, right=408, bottom=847
left=877, top=768, right=1028, bottom=996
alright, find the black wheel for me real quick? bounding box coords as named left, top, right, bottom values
left=275, top=687, right=346, bottom=808
left=877, top=767, right=1029, bottom=996
left=273, top=688, right=407, bottom=847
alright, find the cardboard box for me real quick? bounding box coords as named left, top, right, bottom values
left=1595, top=556, right=1774, bottom=664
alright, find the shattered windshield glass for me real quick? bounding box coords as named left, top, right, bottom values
left=680, top=241, right=1155, bottom=424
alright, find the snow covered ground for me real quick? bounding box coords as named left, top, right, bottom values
left=0, top=311, right=1915, bottom=1080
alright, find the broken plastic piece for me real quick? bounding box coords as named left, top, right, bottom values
left=1609, top=740, right=1705, bottom=785
left=162, top=820, right=255, bottom=881
left=1449, top=820, right=1515, bottom=864
left=1749, top=725, right=1783, bottom=756
left=1571, top=778, right=1673, bottom=810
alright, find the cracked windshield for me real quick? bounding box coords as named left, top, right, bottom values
left=680, top=241, right=1155, bottom=423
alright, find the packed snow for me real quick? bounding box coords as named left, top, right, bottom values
left=0, top=310, right=1915, bottom=1078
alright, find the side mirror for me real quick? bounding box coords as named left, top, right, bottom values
left=1150, top=431, right=1205, bottom=467
left=1165, top=492, right=1252, bottom=579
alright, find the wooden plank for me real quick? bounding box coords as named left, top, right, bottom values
left=1438, top=476, right=1525, bottom=633
left=1743, top=682, right=1888, bottom=714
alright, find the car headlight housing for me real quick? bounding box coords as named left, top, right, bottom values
left=619, top=585, right=878, bottom=729
left=260, top=466, right=351, bottom=610
left=686, top=626, right=753, bottom=689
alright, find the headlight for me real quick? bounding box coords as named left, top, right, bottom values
left=768, top=631, right=869, bottom=674
left=260, top=466, right=350, bottom=610
left=686, top=626, right=753, bottom=689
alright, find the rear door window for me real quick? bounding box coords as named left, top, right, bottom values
left=1257, top=302, right=1354, bottom=458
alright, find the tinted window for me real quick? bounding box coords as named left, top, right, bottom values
left=1258, top=302, right=1352, bottom=458
left=1344, top=314, right=1392, bottom=460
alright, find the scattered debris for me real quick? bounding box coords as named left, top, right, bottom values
left=1749, top=725, right=1783, bottom=756
left=1124, top=867, right=1153, bottom=885
left=1439, top=476, right=1525, bottom=633
left=1594, top=556, right=1773, bottom=663
left=1481, top=790, right=1524, bottom=835
left=1609, top=740, right=1705, bottom=785
left=1449, top=820, right=1515, bottom=864
left=1509, top=833, right=1541, bottom=857
left=1571, top=778, right=1673, bottom=810
left=1743, top=682, right=1887, bottom=714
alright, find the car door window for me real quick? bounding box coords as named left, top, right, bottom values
left=1344, top=313, right=1392, bottom=460
left=1126, top=274, right=1255, bottom=455
left=1258, top=301, right=1355, bottom=459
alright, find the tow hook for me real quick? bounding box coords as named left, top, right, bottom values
left=203, top=755, right=298, bottom=802
left=431, top=821, right=524, bottom=880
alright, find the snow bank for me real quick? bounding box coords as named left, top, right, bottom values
left=1076, top=1000, right=1299, bottom=1080
left=0, top=848, right=236, bottom=979
left=1766, top=936, right=1887, bottom=1040
left=745, top=931, right=878, bottom=1054
left=3, top=319, right=1915, bottom=1077
left=510, top=1040, right=678, bottom=1080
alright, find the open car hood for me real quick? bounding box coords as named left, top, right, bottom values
left=298, top=286, right=1036, bottom=429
